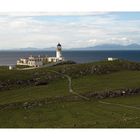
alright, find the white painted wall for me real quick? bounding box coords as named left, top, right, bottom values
left=108, top=57, right=118, bottom=61
left=56, top=50, right=62, bottom=58
left=28, top=60, right=43, bottom=67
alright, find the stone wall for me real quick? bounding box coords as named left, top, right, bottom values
left=0, top=88, right=140, bottom=110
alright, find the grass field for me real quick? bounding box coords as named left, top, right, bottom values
left=0, top=60, right=140, bottom=128
left=0, top=70, right=140, bottom=105
left=0, top=95, right=140, bottom=128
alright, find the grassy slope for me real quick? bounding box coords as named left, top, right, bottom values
left=73, top=70, right=140, bottom=93
left=0, top=70, right=140, bottom=105
left=0, top=60, right=140, bottom=81
left=0, top=95, right=140, bottom=128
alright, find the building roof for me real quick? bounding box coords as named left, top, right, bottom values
left=57, top=43, right=61, bottom=47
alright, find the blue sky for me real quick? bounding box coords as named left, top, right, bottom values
left=0, top=12, right=140, bottom=49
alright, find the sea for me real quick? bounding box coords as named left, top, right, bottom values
left=0, top=50, right=140, bottom=66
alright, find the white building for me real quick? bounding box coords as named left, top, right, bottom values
left=107, top=57, right=118, bottom=61
left=9, top=66, right=13, bottom=70
left=56, top=43, right=62, bottom=58
left=48, top=43, right=64, bottom=62
left=27, top=55, right=44, bottom=67
left=48, top=57, right=58, bottom=62
left=17, top=55, right=45, bottom=67
left=17, top=43, right=65, bottom=67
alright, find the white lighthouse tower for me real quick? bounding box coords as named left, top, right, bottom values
left=47, top=43, right=64, bottom=62
left=56, top=43, right=62, bottom=59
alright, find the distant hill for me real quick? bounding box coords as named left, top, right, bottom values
left=1, top=43, right=140, bottom=51
left=71, top=44, right=140, bottom=50
left=18, top=47, right=56, bottom=51
left=19, top=47, right=39, bottom=51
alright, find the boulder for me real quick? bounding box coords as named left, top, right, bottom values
left=35, top=80, right=48, bottom=86
left=23, top=102, right=28, bottom=107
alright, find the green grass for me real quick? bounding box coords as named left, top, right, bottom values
left=0, top=60, right=140, bottom=127
left=0, top=79, right=68, bottom=105
left=73, top=70, right=140, bottom=93
left=0, top=59, right=139, bottom=81
left=0, top=95, right=140, bottom=128
left=0, top=70, right=140, bottom=105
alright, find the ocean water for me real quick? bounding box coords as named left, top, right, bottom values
left=0, top=50, right=140, bottom=66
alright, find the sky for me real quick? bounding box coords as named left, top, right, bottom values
left=0, top=12, right=140, bottom=49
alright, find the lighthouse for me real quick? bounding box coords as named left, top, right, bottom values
left=56, top=43, right=62, bottom=59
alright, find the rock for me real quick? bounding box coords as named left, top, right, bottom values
left=35, top=80, right=48, bottom=86
left=121, top=90, right=126, bottom=96
left=80, top=71, right=83, bottom=75
left=96, top=95, right=104, bottom=99
left=122, top=90, right=126, bottom=94
left=23, top=102, right=28, bottom=107
left=109, top=94, right=115, bottom=98
left=27, top=105, right=32, bottom=109
left=0, top=84, right=4, bottom=89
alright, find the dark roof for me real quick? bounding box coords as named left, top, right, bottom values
left=57, top=43, right=61, bottom=46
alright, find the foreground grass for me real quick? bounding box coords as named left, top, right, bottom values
left=0, top=70, right=140, bottom=105
left=0, top=95, right=140, bottom=128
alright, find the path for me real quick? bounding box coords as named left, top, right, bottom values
left=47, top=69, right=89, bottom=100
left=99, top=101, right=140, bottom=110
left=17, top=63, right=89, bottom=100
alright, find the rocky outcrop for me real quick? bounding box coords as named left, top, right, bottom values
left=82, top=88, right=140, bottom=99
left=34, top=78, right=48, bottom=86
left=0, top=78, right=50, bottom=91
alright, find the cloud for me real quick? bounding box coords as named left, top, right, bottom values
left=111, top=37, right=133, bottom=44
left=0, top=12, right=140, bottom=49
left=0, top=12, right=109, bottom=17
